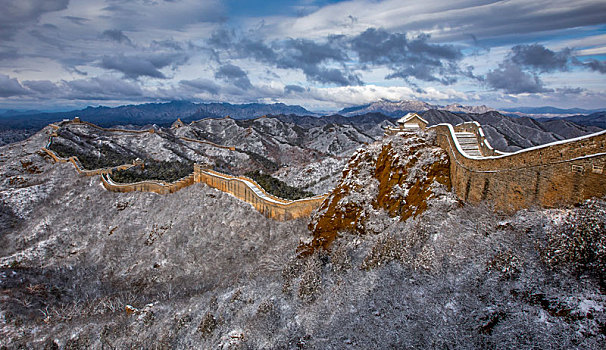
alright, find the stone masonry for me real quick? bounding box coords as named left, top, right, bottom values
left=431, top=122, right=606, bottom=212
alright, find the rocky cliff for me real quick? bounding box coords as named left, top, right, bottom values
left=302, top=131, right=455, bottom=254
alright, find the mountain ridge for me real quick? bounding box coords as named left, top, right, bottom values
left=0, top=101, right=315, bottom=130
left=337, top=99, right=495, bottom=116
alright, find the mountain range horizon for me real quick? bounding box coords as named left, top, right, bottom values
left=2, top=98, right=605, bottom=119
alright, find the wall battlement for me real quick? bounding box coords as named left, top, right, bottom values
left=41, top=118, right=326, bottom=220
left=45, top=116, right=606, bottom=220
left=100, top=173, right=195, bottom=195
left=64, top=118, right=235, bottom=151
left=430, top=122, right=606, bottom=211
left=41, top=147, right=136, bottom=176
left=194, top=164, right=327, bottom=220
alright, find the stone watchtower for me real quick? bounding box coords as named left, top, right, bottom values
left=396, top=113, right=428, bottom=130
left=171, top=118, right=185, bottom=129
left=384, top=112, right=428, bottom=135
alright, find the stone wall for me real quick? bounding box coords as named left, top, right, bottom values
left=194, top=164, right=327, bottom=221
left=432, top=123, right=606, bottom=211
left=72, top=120, right=235, bottom=151
left=41, top=147, right=134, bottom=176
left=43, top=117, right=606, bottom=218
left=451, top=121, right=503, bottom=156
left=42, top=118, right=324, bottom=220
left=100, top=173, right=195, bottom=195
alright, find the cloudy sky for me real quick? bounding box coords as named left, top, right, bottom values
left=1, top=0, right=605, bottom=112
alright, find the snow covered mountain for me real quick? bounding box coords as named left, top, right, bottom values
left=338, top=99, right=495, bottom=116
left=1, top=116, right=605, bottom=348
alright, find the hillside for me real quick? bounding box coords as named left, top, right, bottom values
left=42, top=111, right=603, bottom=193
left=0, top=101, right=314, bottom=131
left=44, top=115, right=394, bottom=195
left=2, top=100, right=602, bottom=150
left=1, top=125, right=605, bottom=348
left=538, top=111, right=606, bottom=130
left=420, top=110, right=601, bottom=151
left=338, top=100, right=494, bottom=117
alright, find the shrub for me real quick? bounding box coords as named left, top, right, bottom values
left=198, top=312, right=219, bottom=338
left=245, top=170, right=314, bottom=200
left=112, top=161, right=193, bottom=183
left=297, top=255, right=322, bottom=303
left=49, top=142, right=133, bottom=169
left=541, top=199, right=606, bottom=286
left=361, top=235, right=406, bottom=270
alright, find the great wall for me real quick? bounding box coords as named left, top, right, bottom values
left=41, top=118, right=327, bottom=220
left=431, top=121, right=606, bottom=212
left=41, top=117, right=606, bottom=220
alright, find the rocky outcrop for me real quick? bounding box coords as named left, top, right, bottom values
left=300, top=131, right=453, bottom=254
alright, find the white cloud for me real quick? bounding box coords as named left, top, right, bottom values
left=300, top=84, right=471, bottom=106
left=257, top=0, right=606, bottom=43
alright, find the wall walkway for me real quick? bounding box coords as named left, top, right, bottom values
left=42, top=118, right=326, bottom=220
left=41, top=147, right=136, bottom=176
left=100, top=173, right=195, bottom=195
left=430, top=122, right=606, bottom=211
left=194, top=165, right=327, bottom=220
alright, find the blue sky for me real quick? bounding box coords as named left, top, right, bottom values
left=0, top=0, right=605, bottom=112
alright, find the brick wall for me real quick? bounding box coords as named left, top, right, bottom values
left=100, top=173, right=195, bottom=195
left=41, top=147, right=134, bottom=176
left=451, top=121, right=502, bottom=156
left=432, top=123, right=606, bottom=211
left=194, top=164, right=327, bottom=220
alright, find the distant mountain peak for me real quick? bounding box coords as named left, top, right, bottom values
left=339, top=100, right=495, bottom=117
left=442, top=103, right=494, bottom=114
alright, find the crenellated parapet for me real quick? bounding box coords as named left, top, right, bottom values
left=41, top=120, right=326, bottom=220
left=194, top=164, right=327, bottom=220
left=41, top=146, right=136, bottom=176
left=100, top=173, right=195, bottom=194
left=429, top=122, right=606, bottom=211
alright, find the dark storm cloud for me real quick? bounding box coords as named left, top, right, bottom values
left=101, top=29, right=133, bottom=45
left=0, top=74, right=29, bottom=97
left=350, top=28, right=463, bottom=84
left=274, top=38, right=362, bottom=86
left=22, top=80, right=59, bottom=94
left=580, top=59, right=606, bottom=74
left=284, top=85, right=305, bottom=94
left=485, top=62, right=550, bottom=94
left=508, top=44, right=572, bottom=72
left=484, top=44, right=583, bottom=94
left=101, top=56, right=165, bottom=79
left=63, top=16, right=89, bottom=25
left=210, top=27, right=465, bottom=86
left=215, top=64, right=252, bottom=90
left=208, top=28, right=236, bottom=50
left=100, top=53, right=188, bottom=79
left=351, top=29, right=460, bottom=64
left=180, top=78, right=221, bottom=94
left=0, top=0, right=69, bottom=40
left=209, top=29, right=361, bottom=86
left=555, top=87, right=585, bottom=94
